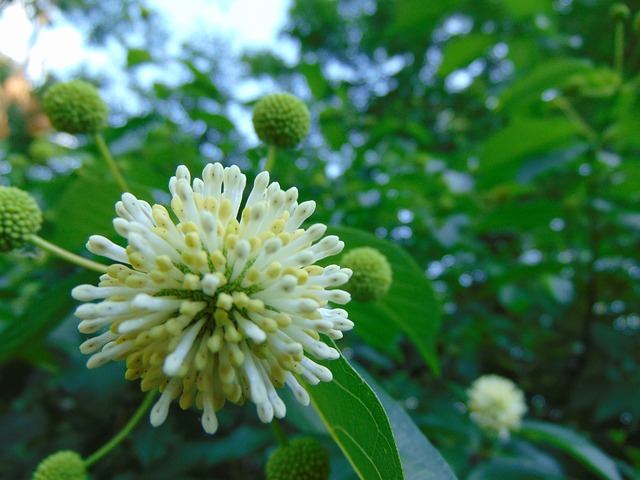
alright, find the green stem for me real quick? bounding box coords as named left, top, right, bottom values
left=94, top=132, right=130, bottom=193
left=270, top=419, right=289, bottom=446
left=614, top=18, right=625, bottom=78
left=553, top=96, right=599, bottom=143
left=84, top=390, right=157, bottom=468
left=264, top=144, right=277, bottom=173
left=29, top=234, right=108, bottom=274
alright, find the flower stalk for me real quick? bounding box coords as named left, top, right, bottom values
left=84, top=390, right=157, bottom=468
left=29, top=234, right=108, bottom=273
left=94, top=132, right=130, bottom=193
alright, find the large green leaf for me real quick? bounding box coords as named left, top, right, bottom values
left=357, top=367, right=458, bottom=480
left=328, top=226, right=441, bottom=374
left=307, top=340, right=404, bottom=480
left=519, top=420, right=622, bottom=480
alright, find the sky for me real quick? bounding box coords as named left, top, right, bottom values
left=0, top=0, right=292, bottom=82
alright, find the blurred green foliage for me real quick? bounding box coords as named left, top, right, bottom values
left=1, top=0, right=640, bottom=478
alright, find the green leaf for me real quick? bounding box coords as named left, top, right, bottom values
left=301, top=61, right=330, bottom=99
left=307, top=339, right=404, bottom=480
left=190, top=111, right=235, bottom=133
left=357, top=367, right=458, bottom=480
left=467, top=457, right=564, bottom=480
left=0, top=274, right=82, bottom=365
left=498, top=59, right=592, bottom=112
left=497, top=0, right=553, bottom=18
left=320, top=108, right=349, bottom=150
left=477, top=199, right=562, bottom=232
left=329, top=226, right=441, bottom=374
left=438, top=34, right=495, bottom=78
left=48, top=176, right=122, bottom=252
left=519, top=420, right=623, bottom=480
left=477, top=117, right=578, bottom=188
left=126, top=48, right=153, bottom=68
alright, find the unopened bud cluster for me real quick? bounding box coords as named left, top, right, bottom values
left=0, top=186, right=42, bottom=252
left=253, top=93, right=310, bottom=148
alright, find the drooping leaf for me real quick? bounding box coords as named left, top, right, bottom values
left=519, top=420, right=623, bottom=480
left=307, top=339, right=404, bottom=480
left=329, top=226, right=441, bottom=374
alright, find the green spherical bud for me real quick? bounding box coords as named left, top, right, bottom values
left=341, top=247, right=392, bottom=302
left=0, top=186, right=43, bottom=252
left=609, top=3, right=630, bottom=21
left=43, top=80, right=108, bottom=133
left=32, top=450, right=87, bottom=480
left=266, top=437, right=330, bottom=480
left=252, top=92, right=310, bottom=148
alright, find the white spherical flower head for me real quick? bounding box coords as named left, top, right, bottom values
left=467, top=374, right=527, bottom=441
left=72, top=163, right=353, bottom=434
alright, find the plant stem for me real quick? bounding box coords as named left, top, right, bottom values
left=84, top=390, right=157, bottom=468
left=94, top=132, right=130, bottom=193
left=553, top=96, right=599, bottom=143
left=29, top=234, right=108, bottom=274
left=270, top=419, right=288, bottom=446
left=264, top=144, right=277, bottom=173
left=614, top=18, right=625, bottom=78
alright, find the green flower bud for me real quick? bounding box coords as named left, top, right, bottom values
left=0, top=186, right=43, bottom=252
left=340, top=247, right=392, bottom=302
left=252, top=92, right=310, bottom=148
left=266, top=437, right=330, bottom=480
left=32, top=450, right=87, bottom=480
left=43, top=80, right=108, bottom=133
left=609, top=3, right=630, bottom=21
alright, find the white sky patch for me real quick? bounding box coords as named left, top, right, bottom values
left=0, top=0, right=292, bottom=81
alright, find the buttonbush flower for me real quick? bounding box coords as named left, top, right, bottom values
left=340, top=247, right=392, bottom=302
left=0, top=186, right=43, bottom=252
left=72, top=163, right=353, bottom=434
left=32, top=450, right=87, bottom=480
left=467, top=374, right=527, bottom=440
left=266, top=437, right=330, bottom=480
left=43, top=80, right=108, bottom=133
left=252, top=93, right=311, bottom=148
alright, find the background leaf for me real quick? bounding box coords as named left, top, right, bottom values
left=519, top=420, right=623, bottom=480
left=357, top=367, right=458, bottom=480
left=329, top=226, right=442, bottom=374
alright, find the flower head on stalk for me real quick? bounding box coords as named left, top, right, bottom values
left=467, top=374, right=527, bottom=440
left=72, top=163, right=353, bottom=434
